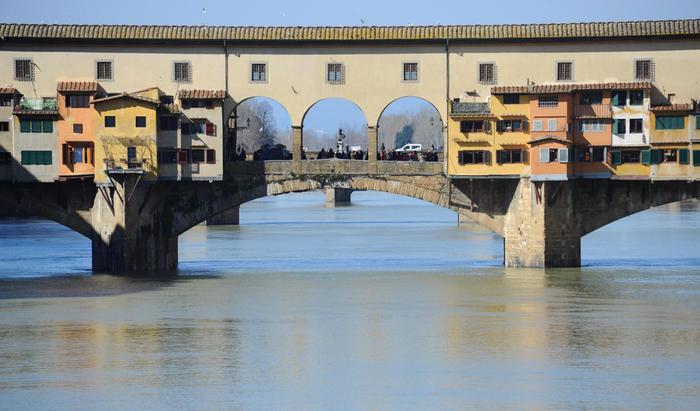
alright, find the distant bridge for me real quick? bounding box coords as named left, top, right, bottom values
left=1, top=160, right=699, bottom=273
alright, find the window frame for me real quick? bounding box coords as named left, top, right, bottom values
left=13, top=58, right=34, bottom=82
left=250, top=62, right=268, bottom=83
left=629, top=90, right=644, bottom=106
left=326, top=62, right=345, bottom=85
left=0, top=121, right=9, bottom=132
left=172, top=61, right=192, bottom=84
left=502, top=94, right=520, bottom=105
left=135, top=116, right=147, bottom=128
left=73, top=123, right=83, bottom=134
left=95, top=60, right=114, bottom=81
left=634, top=58, right=655, bottom=81
left=556, top=61, right=574, bottom=82
left=538, top=95, right=558, bottom=108
left=629, top=118, right=643, bottom=134
left=655, top=116, right=685, bottom=130
left=477, top=62, right=497, bottom=85
left=402, top=62, right=419, bottom=83
left=104, top=115, right=116, bottom=128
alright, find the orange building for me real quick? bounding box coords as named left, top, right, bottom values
left=572, top=87, right=613, bottom=178
left=528, top=87, right=574, bottom=180
left=57, top=81, right=99, bottom=179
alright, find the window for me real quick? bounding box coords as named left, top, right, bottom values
left=478, top=63, right=496, bottom=85
left=205, top=122, right=217, bottom=136
left=538, top=95, right=558, bottom=108
left=614, top=119, right=626, bottom=134
left=327, top=63, right=344, bottom=84
left=457, top=150, right=490, bottom=164
left=73, top=123, right=83, bottom=134
left=66, top=95, right=90, bottom=108
left=182, top=99, right=211, bottom=109
left=0, top=122, right=8, bottom=132
left=20, top=119, right=52, bottom=133
left=503, top=94, right=520, bottom=104
left=460, top=120, right=486, bottom=132
left=0, top=96, right=13, bottom=106
left=539, top=148, right=559, bottom=163
left=0, top=152, right=10, bottom=164
left=96, top=61, right=113, bottom=80
left=403, top=62, right=418, bottom=81
left=157, top=150, right=178, bottom=164
left=612, top=91, right=627, bottom=107
left=14, top=59, right=34, bottom=81
left=104, top=116, right=116, bottom=128
left=635, top=59, right=654, bottom=81
left=547, top=119, right=558, bottom=131
left=532, top=120, right=543, bottom=131
left=629, top=90, right=644, bottom=106
left=579, top=92, right=603, bottom=105
left=576, top=147, right=606, bottom=162
left=21, top=150, right=52, bottom=165
left=159, top=116, right=178, bottom=131
left=206, top=149, right=216, bottom=164
left=135, top=116, right=147, bottom=128
left=697, top=116, right=700, bottom=130
left=496, top=149, right=524, bottom=164
left=578, top=119, right=605, bottom=132
left=661, top=149, right=677, bottom=163
left=73, top=146, right=85, bottom=164
left=191, top=149, right=206, bottom=163
left=173, top=62, right=192, bottom=83
left=62, top=144, right=92, bottom=165
left=251, top=63, right=266, bottom=82
left=556, top=61, right=573, bottom=81
left=178, top=149, right=189, bottom=164
left=181, top=122, right=193, bottom=135
left=622, top=150, right=641, bottom=163
left=629, top=118, right=643, bottom=133
left=159, top=95, right=174, bottom=105
left=497, top=119, right=523, bottom=132
left=655, top=116, right=684, bottom=130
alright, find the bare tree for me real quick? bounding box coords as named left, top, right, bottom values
left=235, top=99, right=290, bottom=151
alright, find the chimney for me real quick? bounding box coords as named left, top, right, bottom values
left=667, top=93, right=676, bottom=104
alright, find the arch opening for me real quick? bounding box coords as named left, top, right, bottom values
left=301, top=98, right=368, bottom=160
left=377, top=96, right=443, bottom=162
left=227, top=97, right=293, bottom=161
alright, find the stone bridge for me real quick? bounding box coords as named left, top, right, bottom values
left=1, top=160, right=699, bottom=274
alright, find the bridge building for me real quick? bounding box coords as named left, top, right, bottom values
left=0, top=20, right=699, bottom=272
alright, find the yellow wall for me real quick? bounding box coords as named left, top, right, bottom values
left=93, top=98, right=158, bottom=182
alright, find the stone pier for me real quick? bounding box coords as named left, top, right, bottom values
left=206, top=206, right=240, bottom=225
left=325, top=187, right=353, bottom=206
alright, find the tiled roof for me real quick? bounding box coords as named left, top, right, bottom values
left=649, top=103, right=693, bottom=112
left=492, top=81, right=653, bottom=94
left=0, top=86, right=19, bottom=95
left=93, top=92, right=160, bottom=105
left=13, top=109, right=59, bottom=116
left=57, top=81, right=98, bottom=92
left=160, top=103, right=181, bottom=113
left=450, top=102, right=493, bottom=117
left=528, top=135, right=572, bottom=145
left=178, top=89, right=226, bottom=99
left=0, top=20, right=698, bottom=42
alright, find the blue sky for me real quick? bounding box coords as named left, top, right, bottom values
left=3, top=0, right=698, bottom=26
left=4, top=0, right=698, bottom=139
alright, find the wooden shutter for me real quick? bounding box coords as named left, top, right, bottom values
left=650, top=149, right=663, bottom=164
left=496, top=150, right=503, bottom=164
left=483, top=121, right=492, bottom=134
left=522, top=149, right=529, bottom=163
left=20, top=120, right=30, bottom=133
left=641, top=149, right=651, bottom=165
left=679, top=149, right=689, bottom=165
left=611, top=150, right=622, bottom=165
left=693, top=150, right=700, bottom=166
left=484, top=150, right=491, bottom=164
left=178, top=149, right=189, bottom=164
left=206, top=122, right=214, bottom=136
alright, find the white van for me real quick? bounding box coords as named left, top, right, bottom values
left=395, top=144, right=422, bottom=152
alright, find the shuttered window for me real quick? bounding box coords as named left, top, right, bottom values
left=693, top=150, right=700, bottom=166
left=635, top=59, right=655, bottom=81
left=403, top=62, right=418, bottom=81
left=679, top=149, right=690, bottom=165
left=478, top=63, right=496, bottom=85
left=14, top=59, right=34, bottom=81
left=611, top=150, right=622, bottom=165
left=614, top=119, right=626, bottom=134
left=641, top=149, right=651, bottom=165
left=457, top=150, right=490, bottom=164
left=611, top=91, right=627, bottom=107
left=655, top=116, right=684, bottom=130
left=173, top=61, right=192, bottom=83
left=96, top=61, right=113, bottom=80
left=206, top=149, right=216, bottom=164
left=21, top=150, right=52, bottom=165
left=327, top=63, right=345, bottom=84
left=696, top=116, right=700, bottom=129
left=556, top=61, right=573, bottom=81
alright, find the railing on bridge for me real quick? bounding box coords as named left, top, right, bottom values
left=226, top=159, right=444, bottom=176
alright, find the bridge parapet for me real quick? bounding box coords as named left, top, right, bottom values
left=225, top=160, right=444, bottom=177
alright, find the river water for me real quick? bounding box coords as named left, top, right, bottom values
left=0, top=192, right=699, bottom=410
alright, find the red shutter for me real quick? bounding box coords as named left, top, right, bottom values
left=206, top=149, right=216, bottom=164
left=178, top=149, right=189, bottom=164
left=206, top=122, right=214, bottom=136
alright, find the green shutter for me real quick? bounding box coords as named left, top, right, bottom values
left=31, top=120, right=42, bottom=133
left=42, top=120, right=53, bottom=133
left=656, top=116, right=685, bottom=130
left=611, top=150, right=622, bottom=165
left=44, top=151, right=52, bottom=165
left=615, top=119, right=626, bottom=134
left=676, top=116, right=685, bottom=129
left=679, top=149, right=689, bottom=165
left=641, top=149, right=651, bottom=165
left=696, top=116, right=700, bottom=130
left=21, top=151, right=28, bottom=165
left=20, top=120, right=30, bottom=133
left=693, top=150, right=700, bottom=166
left=650, top=149, right=663, bottom=164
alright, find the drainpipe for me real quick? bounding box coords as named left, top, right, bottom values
left=445, top=38, right=450, bottom=175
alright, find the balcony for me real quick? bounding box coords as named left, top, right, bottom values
left=450, top=101, right=492, bottom=118
left=104, top=159, right=145, bottom=175
left=574, top=103, right=611, bottom=119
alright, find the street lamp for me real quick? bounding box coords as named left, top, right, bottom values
left=246, top=117, right=251, bottom=129
left=429, top=117, right=435, bottom=127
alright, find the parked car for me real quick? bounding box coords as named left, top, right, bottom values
left=253, top=144, right=292, bottom=160
left=395, top=143, right=422, bottom=152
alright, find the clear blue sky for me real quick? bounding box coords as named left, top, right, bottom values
left=4, top=0, right=698, bottom=140
left=2, top=0, right=698, bottom=26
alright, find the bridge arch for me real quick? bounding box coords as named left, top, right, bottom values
left=300, top=98, right=369, bottom=155
left=376, top=96, right=444, bottom=151
left=226, top=96, right=293, bottom=157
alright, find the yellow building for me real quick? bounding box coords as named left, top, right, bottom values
left=448, top=95, right=529, bottom=178
left=93, top=88, right=161, bottom=183
left=648, top=104, right=692, bottom=181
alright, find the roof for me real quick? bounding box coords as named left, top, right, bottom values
left=92, top=92, right=160, bottom=105
left=0, top=86, right=19, bottom=95
left=650, top=103, right=693, bottom=112
left=492, top=81, right=653, bottom=94
left=179, top=89, right=226, bottom=99
left=450, top=101, right=493, bottom=117
left=57, top=81, right=98, bottom=93
left=0, top=20, right=698, bottom=42
left=13, top=109, right=59, bottom=116
left=528, top=135, right=572, bottom=145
